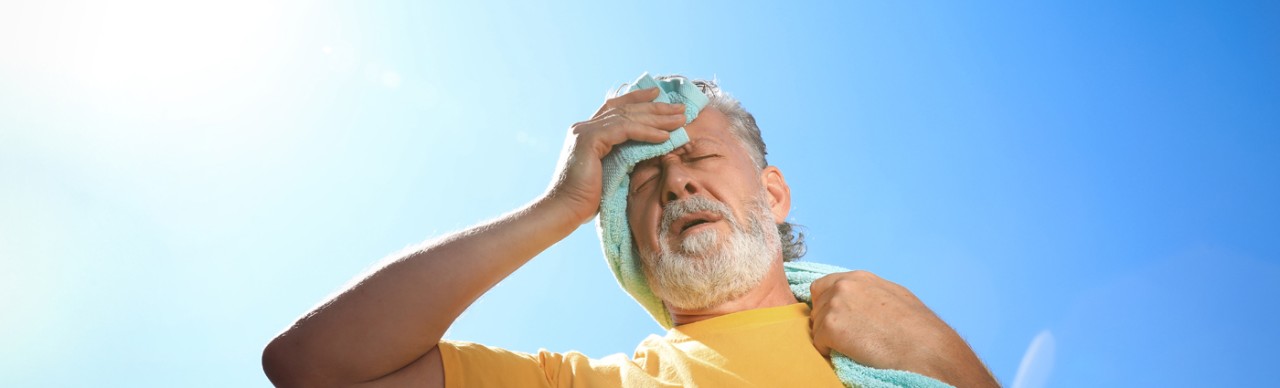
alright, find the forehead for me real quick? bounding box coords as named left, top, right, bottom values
left=684, top=107, right=736, bottom=145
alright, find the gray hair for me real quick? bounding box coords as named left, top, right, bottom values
left=620, top=74, right=807, bottom=261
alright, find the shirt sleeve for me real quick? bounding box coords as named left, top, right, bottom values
left=437, top=340, right=625, bottom=388
left=437, top=340, right=556, bottom=388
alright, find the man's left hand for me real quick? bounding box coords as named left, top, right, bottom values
left=810, top=270, right=1000, bottom=387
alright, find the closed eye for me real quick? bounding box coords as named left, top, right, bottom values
left=631, top=169, right=658, bottom=195
left=630, top=154, right=720, bottom=195
left=632, top=176, right=657, bottom=195
left=686, top=154, right=722, bottom=163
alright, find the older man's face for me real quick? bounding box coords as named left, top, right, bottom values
left=626, top=107, right=783, bottom=310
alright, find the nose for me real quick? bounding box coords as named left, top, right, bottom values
left=660, top=162, right=702, bottom=206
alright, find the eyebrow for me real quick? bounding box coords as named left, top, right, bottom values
left=687, top=137, right=724, bottom=149
left=673, top=138, right=724, bottom=156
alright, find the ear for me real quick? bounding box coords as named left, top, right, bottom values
left=759, top=166, right=791, bottom=224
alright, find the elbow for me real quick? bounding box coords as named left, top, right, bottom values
left=262, top=334, right=319, bottom=388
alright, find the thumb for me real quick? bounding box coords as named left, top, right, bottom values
left=810, top=307, right=832, bottom=358
left=811, top=328, right=832, bottom=358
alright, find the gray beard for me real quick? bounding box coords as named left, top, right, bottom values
left=640, top=194, right=781, bottom=311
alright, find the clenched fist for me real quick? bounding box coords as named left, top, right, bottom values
left=810, top=271, right=1000, bottom=387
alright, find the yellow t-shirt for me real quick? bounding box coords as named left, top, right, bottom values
left=438, top=303, right=844, bottom=387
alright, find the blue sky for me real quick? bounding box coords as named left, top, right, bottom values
left=2, top=1, right=1278, bottom=386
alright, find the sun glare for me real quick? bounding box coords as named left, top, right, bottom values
left=70, top=0, right=279, bottom=103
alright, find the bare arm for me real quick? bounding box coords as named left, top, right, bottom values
left=261, top=87, right=688, bottom=388
left=262, top=198, right=579, bottom=387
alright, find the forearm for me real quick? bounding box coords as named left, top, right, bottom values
left=939, top=352, right=1000, bottom=388
left=263, top=196, right=580, bottom=386
left=912, top=329, right=1001, bottom=388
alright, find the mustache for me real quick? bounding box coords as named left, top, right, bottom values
left=660, top=196, right=735, bottom=235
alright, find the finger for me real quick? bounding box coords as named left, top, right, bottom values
left=628, top=126, right=673, bottom=143
left=610, top=110, right=686, bottom=130
left=652, top=101, right=688, bottom=115
left=578, top=118, right=675, bottom=157
left=594, top=87, right=661, bottom=117
left=601, top=102, right=685, bottom=123
left=810, top=311, right=832, bottom=357
left=594, top=115, right=676, bottom=143
left=591, top=106, right=686, bottom=133
left=813, top=340, right=831, bottom=358
left=610, top=119, right=675, bottom=143
left=616, top=101, right=686, bottom=116
left=810, top=273, right=836, bottom=306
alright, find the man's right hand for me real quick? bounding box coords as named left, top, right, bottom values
left=543, top=86, right=687, bottom=225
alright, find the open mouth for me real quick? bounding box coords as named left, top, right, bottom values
left=681, top=218, right=711, bottom=233
left=670, top=211, right=725, bottom=236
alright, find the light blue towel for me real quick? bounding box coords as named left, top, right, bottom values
left=597, top=72, right=951, bottom=388
left=597, top=72, right=707, bottom=331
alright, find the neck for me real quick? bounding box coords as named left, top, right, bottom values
left=668, top=260, right=798, bottom=326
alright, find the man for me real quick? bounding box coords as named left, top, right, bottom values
left=262, top=75, right=999, bottom=387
